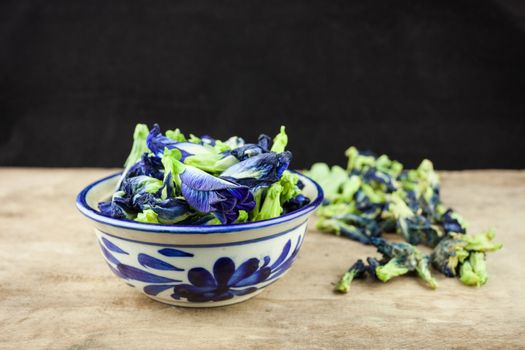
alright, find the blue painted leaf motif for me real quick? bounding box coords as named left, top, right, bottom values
left=230, top=287, right=258, bottom=296
left=213, top=258, right=236, bottom=286
left=106, top=262, right=125, bottom=279
left=99, top=242, right=121, bottom=265
left=158, top=248, right=194, bottom=257
left=167, top=236, right=303, bottom=303
left=270, top=240, right=292, bottom=270
left=143, top=284, right=175, bottom=296
left=138, top=253, right=184, bottom=271
left=117, top=264, right=181, bottom=283
left=188, top=268, right=217, bottom=288
left=101, top=237, right=128, bottom=255
left=234, top=267, right=272, bottom=287
left=228, top=258, right=260, bottom=285
left=261, top=256, right=271, bottom=268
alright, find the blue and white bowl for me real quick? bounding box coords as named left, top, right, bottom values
left=76, top=172, right=323, bottom=307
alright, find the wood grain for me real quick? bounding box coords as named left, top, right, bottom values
left=0, top=169, right=524, bottom=349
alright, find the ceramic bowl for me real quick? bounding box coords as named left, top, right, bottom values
left=76, top=172, right=323, bottom=307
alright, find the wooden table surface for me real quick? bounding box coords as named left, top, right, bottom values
left=1, top=168, right=524, bottom=349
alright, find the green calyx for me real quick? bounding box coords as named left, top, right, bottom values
left=451, top=229, right=502, bottom=252
left=161, top=148, right=185, bottom=194
left=460, top=252, right=488, bottom=287
left=184, top=153, right=238, bottom=174
left=271, top=125, right=288, bottom=153
left=335, top=271, right=357, bottom=293
left=165, top=128, right=186, bottom=142
left=304, top=163, right=349, bottom=202
left=376, top=257, right=410, bottom=282
left=124, top=124, right=150, bottom=168
left=254, top=183, right=284, bottom=221
left=135, top=209, right=160, bottom=224
left=279, top=171, right=301, bottom=203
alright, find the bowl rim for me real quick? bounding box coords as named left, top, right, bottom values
left=76, top=170, right=324, bottom=234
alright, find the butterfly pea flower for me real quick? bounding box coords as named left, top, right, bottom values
left=122, top=175, right=164, bottom=197
left=432, top=230, right=501, bottom=282
left=229, top=134, right=272, bottom=161
left=330, top=213, right=381, bottom=237
left=126, top=153, right=164, bottom=181
left=98, top=191, right=136, bottom=220
left=223, top=136, right=245, bottom=149
left=220, top=151, right=292, bottom=189
left=283, top=194, right=311, bottom=214
left=372, top=238, right=437, bottom=289
left=147, top=124, right=212, bottom=160
left=345, top=146, right=376, bottom=172
left=303, top=163, right=348, bottom=202
left=430, top=236, right=469, bottom=277
left=179, top=165, right=255, bottom=224
left=362, top=168, right=397, bottom=193
left=459, top=252, right=488, bottom=287
left=384, top=193, right=444, bottom=247
left=334, top=259, right=366, bottom=293
left=253, top=183, right=283, bottom=221
left=438, top=208, right=467, bottom=234
left=366, top=257, right=381, bottom=279
left=316, top=218, right=371, bottom=244
left=133, top=192, right=193, bottom=224
left=151, top=127, right=240, bottom=174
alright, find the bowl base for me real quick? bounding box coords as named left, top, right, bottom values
left=145, top=289, right=264, bottom=308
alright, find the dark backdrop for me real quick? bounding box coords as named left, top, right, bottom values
left=1, top=0, right=525, bottom=169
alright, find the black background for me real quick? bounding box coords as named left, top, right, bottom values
left=1, top=0, right=524, bottom=169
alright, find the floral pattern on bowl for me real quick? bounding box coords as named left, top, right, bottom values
left=78, top=171, right=323, bottom=307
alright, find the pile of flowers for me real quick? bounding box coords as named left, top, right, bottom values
left=305, top=147, right=502, bottom=290
left=98, top=123, right=310, bottom=225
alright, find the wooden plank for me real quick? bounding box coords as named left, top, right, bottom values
left=0, top=169, right=524, bottom=349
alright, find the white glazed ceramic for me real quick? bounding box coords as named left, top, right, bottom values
left=76, top=172, right=323, bottom=307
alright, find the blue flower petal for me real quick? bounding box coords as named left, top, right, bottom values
left=220, top=151, right=292, bottom=188
left=234, top=267, right=271, bottom=287
left=146, top=124, right=214, bottom=160
left=230, top=144, right=266, bottom=161
left=138, top=253, right=184, bottom=271
left=188, top=268, right=217, bottom=288
left=181, top=166, right=240, bottom=191
left=213, top=258, right=235, bottom=287
left=146, top=124, right=179, bottom=157
left=101, top=237, right=128, bottom=255
left=257, top=134, right=271, bottom=151
left=143, top=284, right=175, bottom=296
left=283, top=194, right=311, bottom=214
left=134, top=193, right=192, bottom=224
left=211, top=291, right=235, bottom=302
left=172, top=284, right=225, bottom=302
left=117, top=264, right=180, bottom=283
left=99, top=243, right=120, bottom=265
left=158, top=248, right=194, bottom=257
left=126, top=154, right=164, bottom=180
left=180, top=166, right=255, bottom=222
left=230, top=287, right=257, bottom=296
left=270, top=239, right=291, bottom=270
left=228, top=258, right=260, bottom=285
